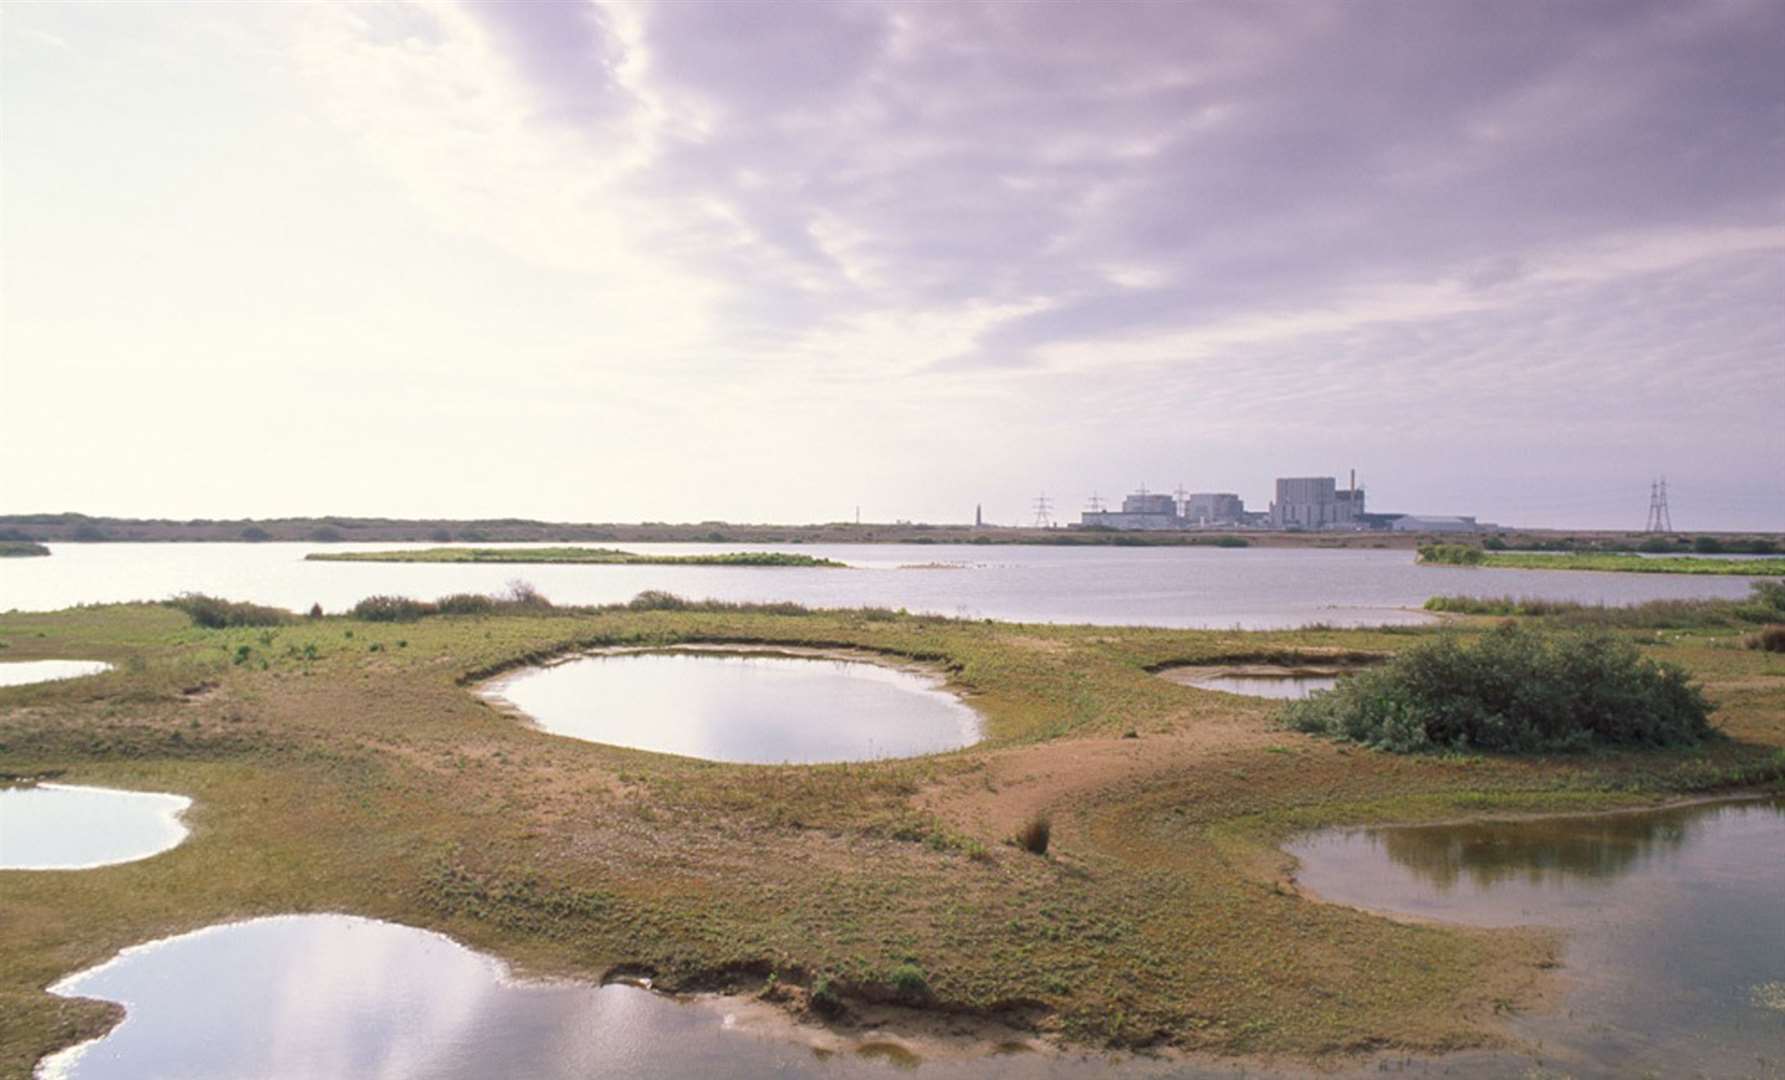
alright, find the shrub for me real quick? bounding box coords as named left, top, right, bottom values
left=1693, top=536, right=1726, bottom=554
left=1285, top=624, right=1715, bottom=754
left=1418, top=543, right=1484, bottom=566
left=627, top=590, right=690, bottom=611
left=809, top=975, right=844, bottom=1017
left=351, top=595, right=435, bottom=622
left=435, top=593, right=497, bottom=616
left=167, top=593, right=294, bottom=628
left=308, top=603, right=324, bottom=619
left=888, top=963, right=931, bottom=1001
left=1015, top=814, right=1051, bottom=855
left=1748, top=626, right=1785, bottom=653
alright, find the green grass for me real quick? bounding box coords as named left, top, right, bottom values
left=1421, top=546, right=1784, bottom=575
left=1424, top=580, right=1785, bottom=628
left=2, top=598, right=1781, bottom=1074
left=305, top=546, right=846, bottom=567
left=0, top=540, right=50, bottom=557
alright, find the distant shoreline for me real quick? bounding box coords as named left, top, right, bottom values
left=306, top=547, right=845, bottom=568
left=5, top=514, right=1779, bottom=551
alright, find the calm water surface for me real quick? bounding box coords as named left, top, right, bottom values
left=40, top=915, right=1531, bottom=1080
left=3, top=543, right=1773, bottom=629
left=1161, top=672, right=1341, bottom=700
left=0, top=784, right=190, bottom=870
left=1288, top=798, right=1785, bottom=1078
left=488, top=650, right=981, bottom=763
left=0, top=660, right=113, bottom=687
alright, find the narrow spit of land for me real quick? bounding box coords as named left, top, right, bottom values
left=0, top=541, right=50, bottom=557
left=304, top=547, right=846, bottom=567
left=2, top=593, right=1781, bottom=1077
left=1419, top=544, right=1785, bottom=576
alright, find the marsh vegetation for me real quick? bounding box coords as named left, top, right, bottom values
left=306, top=546, right=846, bottom=567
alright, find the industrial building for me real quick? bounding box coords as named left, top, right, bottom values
left=1268, top=475, right=1365, bottom=530
left=1080, top=490, right=1183, bottom=530
left=1184, top=492, right=1245, bottom=526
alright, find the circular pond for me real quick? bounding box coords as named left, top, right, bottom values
left=483, top=647, right=981, bottom=764
left=0, top=660, right=113, bottom=687
left=1, top=784, right=190, bottom=870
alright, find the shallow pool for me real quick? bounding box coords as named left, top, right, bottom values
left=485, top=649, right=981, bottom=764
left=0, top=784, right=190, bottom=870
left=1287, top=798, right=1785, bottom=1077
left=0, top=661, right=113, bottom=687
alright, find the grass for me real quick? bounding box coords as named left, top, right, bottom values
left=1424, top=580, right=1785, bottom=628
left=1, top=598, right=1782, bottom=1074
left=305, top=546, right=846, bottom=567
left=1420, top=545, right=1784, bottom=575
left=0, top=540, right=50, bottom=557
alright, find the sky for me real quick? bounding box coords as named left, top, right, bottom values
left=2, top=0, right=1781, bottom=531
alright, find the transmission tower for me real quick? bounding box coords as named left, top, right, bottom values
left=1174, top=483, right=1189, bottom=517
left=1031, top=493, right=1055, bottom=529
left=1086, top=492, right=1106, bottom=513
left=1645, top=477, right=1674, bottom=533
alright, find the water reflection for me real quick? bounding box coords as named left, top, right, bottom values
left=1289, top=798, right=1785, bottom=1077
left=1163, top=672, right=1340, bottom=700
left=0, top=661, right=113, bottom=687
left=0, top=784, right=190, bottom=870
left=36, top=916, right=1193, bottom=1080
left=486, top=650, right=981, bottom=764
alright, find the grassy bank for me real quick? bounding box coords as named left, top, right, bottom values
left=1424, top=580, right=1785, bottom=628
left=305, top=546, right=846, bottom=567
left=0, top=540, right=50, bottom=557
left=1420, top=544, right=1784, bottom=575
left=2, top=598, right=1782, bottom=1074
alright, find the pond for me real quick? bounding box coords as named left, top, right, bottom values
left=1156, top=665, right=1344, bottom=700
left=34, top=914, right=1182, bottom=1080
left=0, top=784, right=191, bottom=870
left=483, top=648, right=981, bottom=764
left=0, top=661, right=112, bottom=687
left=1286, top=797, right=1785, bottom=1078
left=4, top=542, right=1772, bottom=629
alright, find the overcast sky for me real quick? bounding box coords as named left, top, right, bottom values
left=3, top=1, right=1781, bottom=530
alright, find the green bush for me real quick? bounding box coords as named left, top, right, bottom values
left=435, top=593, right=497, bottom=616
left=888, top=962, right=931, bottom=1001
left=351, top=596, right=435, bottom=622
left=1748, top=626, right=1785, bottom=653
left=1285, top=624, right=1715, bottom=754
left=167, top=593, right=294, bottom=628
left=1418, top=543, right=1484, bottom=566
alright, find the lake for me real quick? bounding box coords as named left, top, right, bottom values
left=1287, top=798, right=1785, bottom=1078
left=484, top=648, right=981, bottom=763
left=4, top=543, right=1772, bottom=629
left=0, top=784, right=191, bottom=870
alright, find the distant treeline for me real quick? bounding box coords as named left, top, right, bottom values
left=306, top=547, right=845, bottom=567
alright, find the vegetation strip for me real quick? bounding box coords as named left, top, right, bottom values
left=0, top=540, right=50, bottom=557
left=1418, top=543, right=1784, bottom=575
left=305, top=546, right=846, bottom=567
left=2, top=592, right=1782, bottom=1075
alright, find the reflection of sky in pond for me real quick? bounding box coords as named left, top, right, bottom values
left=1177, top=674, right=1339, bottom=700
left=492, top=652, right=980, bottom=764
left=37, top=915, right=1230, bottom=1080
left=1289, top=798, right=1785, bottom=1078
left=0, top=784, right=189, bottom=870
left=0, top=660, right=112, bottom=687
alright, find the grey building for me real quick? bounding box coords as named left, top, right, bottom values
left=1080, top=489, right=1183, bottom=530
left=1269, top=476, right=1365, bottom=530
left=1185, top=492, right=1244, bottom=526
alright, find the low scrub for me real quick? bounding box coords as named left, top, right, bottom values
left=0, top=540, right=51, bottom=557
left=1425, top=580, right=1785, bottom=629
left=1748, top=626, right=1785, bottom=653
left=1418, top=544, right=1484, bottom=566
left=1285, top=624, right=1715, bottom=754
left=167, top=593, right=294, bottom=628
left=353, top=582, right=557, bottom=622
